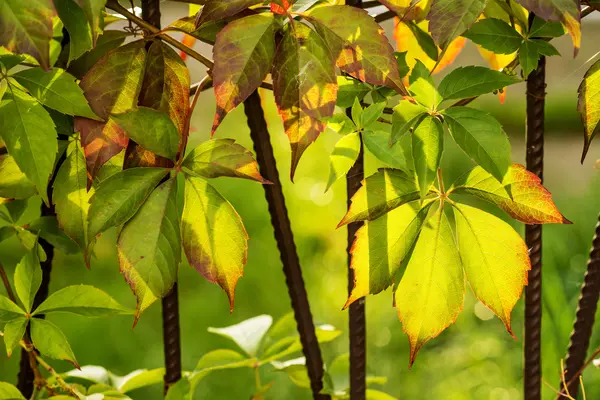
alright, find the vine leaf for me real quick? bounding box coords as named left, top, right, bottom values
left=412, top=115, right=443, bottom=199
left=408, top=60, right=441, bottom=109
left=272, top=21, right=338, bottom=179
left=578, top=59, right=600, bottom=162
left=74, top=0, right=107, bottom=45
left=118, top=178, right=180, bottom=319
left=182, top=139, right=269, bottom=183
left=14, top=248, right=42, bottom=313
left=0, top=0, right=56, bottom=70
left=196, top=0, right=263, bottom=25
left=391, top=100, right=428, bottom=145
left=395, top=204, right=464, bottom=366
left=307, top=5, right=408, bottom=96
left=339, top=168, right=420, bottom=227
left=182, top=177, right=248, bottom=312
left=211, top=14, right=276, bottom=135
left=208, top=315, right=272, bottom=356
left=452, top=203, right=529, bottom=335
left=27, top=216, right=79, bottom=255
left=0, top=89, right=57, bottom=205
left=0, top=154, right=37, bottom=200
left=463, top=18, right=523, bottom=54
left=3, top=317, right=28, bottom=357
left=190, top=349, right=254, bottom=390
left=426, top=0, right=487, bottom=48
left=87, top=167, right=170, bottom=241
left=443, top=106, right=511, bottom=183
left=67, top=30, right=129, bottom=79
left=34, top=285, right=129, bottom=316
left=326, top=131, right=361, bottom=192
left=450, top=164, right=571, bottom=224
left=336, top=76, right=370, bottom=108
left=346, top=201, right=433, bottom=306
left=53, top=0, right=93, bottom=63
left=0, top=295, right=25, bottom=322
left=438, top=66, right=520, bottom=101
left=363, top=128, right=410, bottom=171
left=30, top=318, right=79, bottom=368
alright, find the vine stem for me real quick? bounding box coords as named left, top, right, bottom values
left=243, top=90, right=329, bottom=400
left=0, top=262, right=16, bottom=302
left=524, top=12, right=545, bottom=398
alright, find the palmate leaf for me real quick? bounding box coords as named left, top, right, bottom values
left=211, top=13, right=276, bottom=134
left=426, top=0, right=487, bottom=48
left=3, top=317, right=28, bottom=357
left=306, top=5, right=408, bottom=96
left=452, top=203, right=529, bottom=335
left=67, top=30, right=129, bottom=79
left=463, top=18, right=523, bottom=54
left=54, top=0, right=93, bottom=64
left=362, top=128, right=410, bottom=171
left=196, top=0, right=263, bottom=25
left=437, top=66, right=520, bottom=101
left=74, top=0, right=107, bottom=45
left=272, top=21, right=337, bottom=179
left=182, top=177, right=248, bottom=312
left=0, top=382, right=25, bottom=400
left=391, top=100, right=428, bottom=145
left=326, top=132, right=361, bottom=192
left=14, top=242, right=42, bottom=313
left=0, top=154, right=37, bottom=200
left=408, top=60, right=441, bottom=109
left=412, top=115, right=443, bottom=199
left=394, top=203, right=464, bottom=366
left=450, top=164, right=571, bottom=224
left=30, top=318, right=79, bottom=368
left=578, top=59, right=600, bottom=161
left=118, top=178, right=180, bottom=318
left=0, top=0, right=56, bottom=70
left=336, top=76, right=370, bottom=109
left=34, top=285, right=129, bottom=317
left=0, top=295, right=24, bottom=323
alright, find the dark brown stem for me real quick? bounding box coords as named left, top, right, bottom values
left=558, top=215, right=600, bottom=398
left=243, top=91, right=329, bottom=400
left=524, top=14, right=545, bottom=397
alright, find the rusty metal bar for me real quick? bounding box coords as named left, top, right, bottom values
left=243, top=91, right=329, bottom=399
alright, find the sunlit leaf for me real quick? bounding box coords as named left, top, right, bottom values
left=73, top=0, right=107, bottom=45
left=53, top=0, right=93, bottom=64
left=307, top=5, right=408, bottom=95
left=408, top=60, right=441, bottom=109
left=208, top=315, right=272, bottom=356
left=336, top=76, right=370, bottom=108
left=378, top=0, right=432, bottom=20
left=189, top=349, right=253, bottom=390
left=363, top=128, right=410, bottom=171
left=426, top=0, right=486, bottom=48
left=2, top=316, right=27, bottom=357
left=450, top=163, right=571, bottom=224
left=117, top=368, right=165, bottom=393
left=395, top=204, right=464, bottom=366
left=391, top=100, right=428, bottom=145
left=165, top=377, right=191, bottom=400
left=578, top=59, right=600, bottom=162
left=438, top=66, right=520, bottom=101
left=197, top=0, right=263, bottom=25
left=405, top=21, right=438, bottom=61
left=183, top=139, right=268, bottom=183
left=463, top=18, right=523, bottom=54
left=33, top=285, right=128, bottom=317
left=453, top=203, right=529, bottom=335
left=412, top=115, right=443, bottom=199
left=326, top=113, right=355, bottom=136
left=0, top=295, right=24, bottom=323
left=14, top=248, right=42, bottom=313
left=0, top=154, right=36, bottom=199
left=30, top=318, right=79, bottom=368
left=326, top=131, right=361, bottom=192
left=0, top=382, right=25, bottom=399
left=212, top=14, right=276, bottom=134
left=182, top=177, right=248, bottom=311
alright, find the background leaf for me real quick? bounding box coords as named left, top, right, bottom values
left=578, top=59, right=600, bottom=161
left=208, top=315, right=272, bottom=356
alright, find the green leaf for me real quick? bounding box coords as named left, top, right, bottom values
left=189, top=349, right=253, bottom=390
left=0, top=295, right=25, bottom=323
left=528, top=16, right=565, bottom=38
left=15, top=228, right=46, bottom=262
left=579, top=59, right=600, bottom=161
left=438, top=66, right=520, bottom=101
left=53, top=139, right=90, bottom=254
left=336, top=76, right=369, bottom=108
left=165, top=377, right=191, bottom=400
left=117, top=178, right=180, bottom=318
left=325, top=132, right=361, bottom=192
left=346, top=201, right=433, bottom=307
left=443, top=106, right=511, bottom=182
left=405, top=21, right=438, bottom=61
left=0, top=226, right=16, bottom=244
left=87, top=167, right=169, bottom=240
left=326, top=113, right=355, bottom=136
left=452, top=203, right=529, bottom=335
left=211, top=14, right=276, bottom=134
left=67, top=30, right=129, bottom=79
left=33, top=285, right=129, bottom=317
left=395, top=204, right=464, bottom=366
left=30, top=318, right=79, bottom=368
left=395, top=51, right=410, bottom=78
left=117, top=368, right=165, bottom=393
left=53, top=0, right=93, bottom=63
left=272, top=357, right=310, bottom=389
left=73, top=0, right=108, bottom=45
left=0, top=382, right=25, bottom=400
left=366, top=390, right=398, bottom=400
left=519, top=39, right=539, bottom=78
left=463, top=18, right=523, bottom=54
left=168, top=16, right=226, bottom=46
left=12, top=67, right=98, bottom=119
left=427, top=0, right=487, bottom=48
left=0, top=89, right=57, bottom=204
left=0, top=54, right=25, bottom=72
left=14, top=249, right=42, bottom=313
left=532, top=39, right=560, bottom=56
left=307, top=5, right=407, bottom=95
left=391, top=101, right=428, bottom=145
left=111, top=107, right=179, bottom=160
left=0, top=200, right=28, bottom=224
left=351, top=98, right=363, bottom=128
left=3, top=317, right=28, bottom=357
left=208, top=315, right=272, bottom=356
left=362, top=102, right=387, bottom=129
left=27, top=216, right=79, bottom=254
left=272, top=21, right=337, bottom=179
left=183, top=139, right=268, bottom=183
left=362, top=129, right=409, bottom=171
left=196, top=0, right=263, bottom=25
left=412, top=115, right=443, bottom=199
left=0, top=79, right=7, bottom=100
left=182, top=177, right=248, bottom=311
left=0, top=0, right=56, bottom=69
left=339, top=168, right=420, bottom=226
left=408, top=60, right=441, bottom=109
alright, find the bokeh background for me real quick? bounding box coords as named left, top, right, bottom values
left=1, top=2, right=600, bottom=399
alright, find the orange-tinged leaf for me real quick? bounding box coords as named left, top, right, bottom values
left=272, top=22, right=337, bottom=179
left=450, top=163, right=571, bottom=224
left=453, top=203, right=530, bottom=336
left=179, top=34, right=197, bottom=61
left=395, top=204, right=464, bottom=366
left=307, top=5, right=409, bottom=96
left=182, top=177, right=248, bottom=312
left=211, top=14, right=276, bottom=135
left=270, top=0, right=290, bottom=15
left=578, top=59, right=600, bottom=162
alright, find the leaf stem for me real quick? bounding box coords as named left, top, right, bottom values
left=437, top=168, right=445, bottom=195
left=0, top=262, right=16, bottom=302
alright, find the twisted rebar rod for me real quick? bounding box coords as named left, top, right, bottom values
left=244, top=91, right=329, bottom=399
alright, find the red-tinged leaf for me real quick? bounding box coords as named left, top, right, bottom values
left=123, top=145, right=174, bottom=170
left=306, top=5, right=409, bottom=96
left=197, top=0, right=263, bottom=26
left=450, top=163, right=572, bottom=224
left=182, top=177, right=249, bottom=312
left=395, top=204, right=464, bottom=366
left=578, top=59, right=600, bottom=162
left=515, top=0, right=580, bottom=56
left=272, top=22, right=337, bottom=179
left=426, top=0, right=487, bottom=48
left=0, top=0, right=56, bottom=70
left=270, top=0, right=290, bottom=15
left=211, top=14, right=276, bottom=135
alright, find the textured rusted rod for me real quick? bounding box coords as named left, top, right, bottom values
left=244, top=91, right=329, bottom=400
left=559, top=215, right=600, bottom=398
left=524, top=49, right=546, bottom=400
